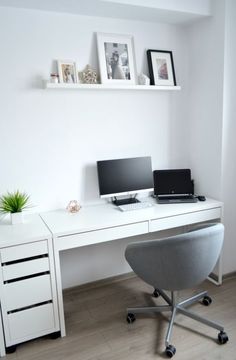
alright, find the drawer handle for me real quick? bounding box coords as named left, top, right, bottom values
left=7, top=300, right=53, bottom=314
left=4, top=271, right=50, bottom=284
left=2, top=254, right=48, bottom=266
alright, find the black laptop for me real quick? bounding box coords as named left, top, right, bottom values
left=153, top=169, right=197, bottom=204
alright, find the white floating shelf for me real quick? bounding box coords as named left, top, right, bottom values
left=45, top=82, right=181, bottom=91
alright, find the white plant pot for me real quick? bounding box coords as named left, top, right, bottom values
left=11, top=212, right=23, bottom=225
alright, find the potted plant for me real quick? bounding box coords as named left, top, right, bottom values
left=0, top=190, right=31, bottom=224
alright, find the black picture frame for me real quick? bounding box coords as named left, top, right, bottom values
left=147, top=49, right=176, bottom=86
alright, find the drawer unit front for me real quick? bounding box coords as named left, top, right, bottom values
left=2, top=257, right=49, bottom=281
left=6, top=303, right=56, bottom=345
left=150, top=208, right=221, bottom=233
left=3, top=274, right=52, bottom=311
left=56, top=221, right=149, bottom=251
left=1, top=240, right=48, bottom=263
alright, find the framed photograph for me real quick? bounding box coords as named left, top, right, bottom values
left=97, top=32, right=136, bottom=85
left=57, top=60, right=78, bottom=84
left=147, top=50, right=176, bottom=86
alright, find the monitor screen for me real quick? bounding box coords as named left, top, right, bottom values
left=153, top=169, right=193, bottom=195
left=97, top=156, right=153, bottom=198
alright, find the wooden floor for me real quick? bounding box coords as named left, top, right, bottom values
left=5, top=275, right=236, bottom=360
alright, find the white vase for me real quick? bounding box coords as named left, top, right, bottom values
left=138, top=73, right=150, bottom=85
left=11, top=212, right=23, bottom=225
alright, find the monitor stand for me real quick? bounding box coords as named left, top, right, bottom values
left=112, top=196, right=140, bottom=206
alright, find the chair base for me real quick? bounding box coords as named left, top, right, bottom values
left=127, top=289, right=228, bottom=356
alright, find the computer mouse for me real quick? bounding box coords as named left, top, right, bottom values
left=198, top=195, right=206, bottom=201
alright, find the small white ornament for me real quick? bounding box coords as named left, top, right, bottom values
left=138, top=73, right=150, bottom=85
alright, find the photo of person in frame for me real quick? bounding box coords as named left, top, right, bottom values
left=62, top=64, right=76, bottom=83
left=156, top=59, right=169, bottom=80
left=104, top=42, right=130, bottom=80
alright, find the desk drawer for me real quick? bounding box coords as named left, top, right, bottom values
left=1, top=240, right=48, bottom=263
left=7, top=303, right=55, bottom=344
left=150, top=208, right=221, bottom=233
left=2, top=257, right=50, bottom=281
left=56, top=221, right=149, bottom=251
left=3, top=274, right=52, bottom=311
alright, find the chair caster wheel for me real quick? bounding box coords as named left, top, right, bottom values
left=218, top=331, right=229, bottom=344
left=153, top=289, right=160, bottom=298
left=126, top=313, right=136, bottom=324
left=202, top=295, right=212, bottom=306
left=165, top=344, right=176, bottom=358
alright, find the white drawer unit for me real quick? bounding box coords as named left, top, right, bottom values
left=0, top=237, right=60, bottom=353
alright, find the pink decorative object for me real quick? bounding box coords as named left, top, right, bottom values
left=66, top=200, right=81, bottom=213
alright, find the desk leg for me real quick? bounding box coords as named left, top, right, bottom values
left=54, top=248, right=66, bottom=337
left=207, top=252, right=222, bottom=286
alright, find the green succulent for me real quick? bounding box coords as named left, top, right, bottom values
left=0, top=190, right=31, bottom=214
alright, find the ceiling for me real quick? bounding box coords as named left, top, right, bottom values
left=0, top=0, right=212, bottom=24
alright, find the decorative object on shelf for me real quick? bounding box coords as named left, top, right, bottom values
left=97, top=32, right=137, bottom=85
left=0, top=190, right=32, bottom=224
left=147, top=49, right=176, bottom=86
left=66, top=200, right=81, bottom=213
left=138, top=73, right=150, bottom=86
left=50, top=73, right=59, bottom=83
left=79, top=65, right=97, bottom=84
left=57, top=60, right=78, bottom=84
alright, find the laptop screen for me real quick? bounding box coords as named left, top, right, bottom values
left=153, top=169, right=193, bottom=196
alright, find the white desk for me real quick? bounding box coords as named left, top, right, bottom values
left=40, top=197, right=223, bottom=337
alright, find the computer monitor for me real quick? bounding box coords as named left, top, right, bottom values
left=97, top=156, right=153, bottom=205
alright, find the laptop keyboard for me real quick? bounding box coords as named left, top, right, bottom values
left=159, top=195, right=195, bottom=200
left=157, top=195, right=197, bottom=203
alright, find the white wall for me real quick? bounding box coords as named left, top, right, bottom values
left=185, top=0, right=236, bottom=274
left=221, top=0, right=236, bottom=274
left=185, top=0, right=225, bottom=198
left=0, top=7, right=188, bottom=287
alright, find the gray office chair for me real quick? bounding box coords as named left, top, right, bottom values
left=125, top=223, right=228, bottom=358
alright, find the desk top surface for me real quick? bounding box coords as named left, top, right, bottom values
left=40, top=198, right=223, bottom=237
left=0, top=214, right=51, bottom=248
left=0, top=199, right=223, bottom=247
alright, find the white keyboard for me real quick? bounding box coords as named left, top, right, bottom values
left=118, top=202, right=153, bottom=212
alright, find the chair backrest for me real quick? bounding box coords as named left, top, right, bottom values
left=125, top=223, right=224, bottom=291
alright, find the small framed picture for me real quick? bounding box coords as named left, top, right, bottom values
left=57, top=60, right=78, bottom=83
left=147, top=50, right=176, bottom=86
left=97, top=32, right=137, bottom=85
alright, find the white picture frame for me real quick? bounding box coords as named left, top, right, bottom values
left=97, top=32, right=137, bottom=85
left=57, top=60, right=78, bottom=84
